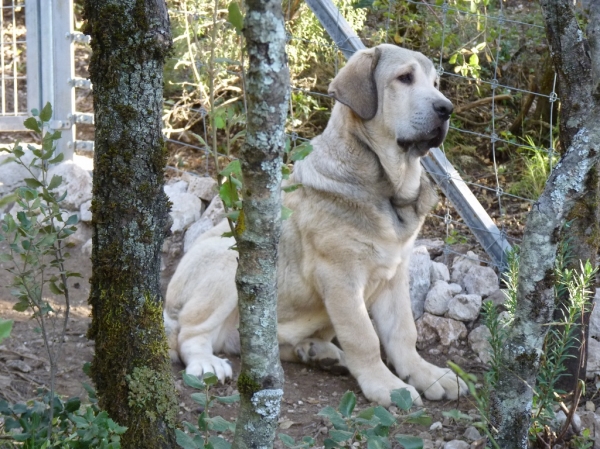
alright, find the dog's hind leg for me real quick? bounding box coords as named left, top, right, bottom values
left=281, top=338, right=349, bottom=375
left=177, top=299, right=239, bottom=382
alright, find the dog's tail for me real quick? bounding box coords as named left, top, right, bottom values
left=163, top=310, right=181, bottom=362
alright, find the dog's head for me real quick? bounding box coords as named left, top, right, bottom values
left=328, top=44, right=452, bottom=155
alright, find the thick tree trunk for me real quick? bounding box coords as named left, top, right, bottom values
left=542, top=0, right=600, bottom=392
left=231, top=1, right=289, bottom=448
left=83, top=1, right=178, bottom=447
left=489, top=2, right=600, bottom=446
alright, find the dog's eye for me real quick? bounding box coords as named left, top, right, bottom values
left=397, top=73, right=413, bottom=84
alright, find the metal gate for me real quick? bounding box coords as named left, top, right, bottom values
left=0, top=0, right=92, bottom=159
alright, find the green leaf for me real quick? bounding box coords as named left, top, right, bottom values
left=182, top=372, right=206, bottom=390
left=227, top=2, right=244, bottom=34
left=290, top=142, right=313, bottom=161
left=442, top=409, right=472, bottom=422
left=23, top=178, right=43, bottom=189
left=219, top=160, right=242, bottom=177
left=329, top=429, right=353, bottom=443
left=281, top=206, right=293, bottom=220
left=394, top=435, right=423, bottom=449
left=48, top=152, right=65, bottom=165
left=176, top=429, right=200, bottom=449
left=391, top=388, right=413, bottom=411
left=214, top=394, right=240, bottom=404
left=338, top=391, right=356, bottom=418
left=0, top=319, right=13, bottom=344
left=13, top=301, right=30, bottom=312
left=24, top=117, right=41, bottom=133
left=279, top=434, right=296, bottom=448
left=65, top=397, right=81, bottom=413
left=317, top=406, right=348, bottom=431
left=367, top=435, right=388, bottom=449
left=208, top=436, right=231, bottom=449
left=39, top=102, right=53, bottom=122
left=49, top=281, right=65, bottom=295
left=190, top=393, right=208, bottom=407
left=372, top=406, right=395, bottom=427
left=282, top=183, right=302, bottom=193
left=207, top=416, right=232, bottom=432
left=324, top=438, right=341, bottom=449
left=65, top=214, right=79, bottom=226
left=214, top=115, right=226, bottom=130
left=48, top=174, right=63, bottom=190
left=405, top=409, right=432, bottom=427
left=357, top=407, right=375, bottom=420
left=203, top=372, right=218, bottom=386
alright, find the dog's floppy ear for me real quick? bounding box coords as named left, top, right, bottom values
left=328, top=47, right=382, bottom=121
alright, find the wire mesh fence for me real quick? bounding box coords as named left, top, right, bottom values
left=162, top=0, right=559, bottom=270
left=0, top=0, right=562, bottom=271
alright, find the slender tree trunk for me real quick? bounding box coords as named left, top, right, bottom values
left=231, top=1, right=289, bottom=448
left=489, top=2, right=600, bottom=446
left=83, top=1, right=178, bottom=447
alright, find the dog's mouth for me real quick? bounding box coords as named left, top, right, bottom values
left=396, top=124, right=448, bottom=156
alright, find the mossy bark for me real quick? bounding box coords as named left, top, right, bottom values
left=489, top=2, right=600, bottom=447
left=231, top=1, right=289, bottom=448
left=82, top=1, right=178, bottom=447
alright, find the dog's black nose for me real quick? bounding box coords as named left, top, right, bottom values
left=432, top=99, right=453, bottom=121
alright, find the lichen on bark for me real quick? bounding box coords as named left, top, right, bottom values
left=231, top=0, right=289, bottom=448
left=490, top=4, right=600, bottom=445
left=83, top=1, right=178, bottom=447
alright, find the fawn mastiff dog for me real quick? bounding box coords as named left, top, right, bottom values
left=164, top=44, right=467, bottom=406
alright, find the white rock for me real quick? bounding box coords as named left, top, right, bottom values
left=424, top=280, right=462, bottom=316
left=202, top=196, right=226, bottom=225
left=0, top=149, right=40, bottom=196
left=168, top=191, right=203, bottom=233
left=410, top=246, right=432, bottom=320
left=450, top=251, right=480, bottom=283
left=578, top=411, right=600, bottom=443
left=184, top=217, right=215, bottom=253
left=415, top=238, right=445, bottom=256
left=485, top=288, right=508, bottom=307
left=80, top=200, right=92, bottom=223
left=183, top=174, right=218, bottom=202
left=447, top=294, right=482, bottom=322
left=416, top=313, right=467, bottom=349
left=47, top=161, right=93, bottom=211
left=164, top=180, right=188, bottom=196
left=587, top=337, right=600, bottom=379
left=82, top=238, right=93, bottom=258
left=430, top=261, right=450, bottom=283
left=462, top=265, right=499, bottom=297
left=468, top=326, right=492, bottom=365
left=65, top=223, right=92, bottom=247
left=443, top=440, right=469, bottom=449
left=463, top=426, right=481, bottom=441
left=589, top=288, right=600, bottom=339
left=430, top=421, right=443, bottom=431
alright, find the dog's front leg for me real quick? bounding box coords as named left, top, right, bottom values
left=315, top=266, right=422, bottom=406
left=370, top=263, right=467, bottom=400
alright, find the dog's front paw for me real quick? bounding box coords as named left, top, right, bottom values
left=294, top=339, right=349, bottom=375
left=186, top=355, right=233, bottom=383
left=359, top=371, right=423, bottom=407
left=406, top=362, right=467, bottom=401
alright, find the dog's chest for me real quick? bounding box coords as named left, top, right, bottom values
left=367, top=225, right=412, bottom=279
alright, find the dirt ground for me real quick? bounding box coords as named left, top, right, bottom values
left=0, top=228, right=488, bottom=447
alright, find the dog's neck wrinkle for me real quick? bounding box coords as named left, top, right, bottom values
left=294, top=103, right=423, bottom=207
